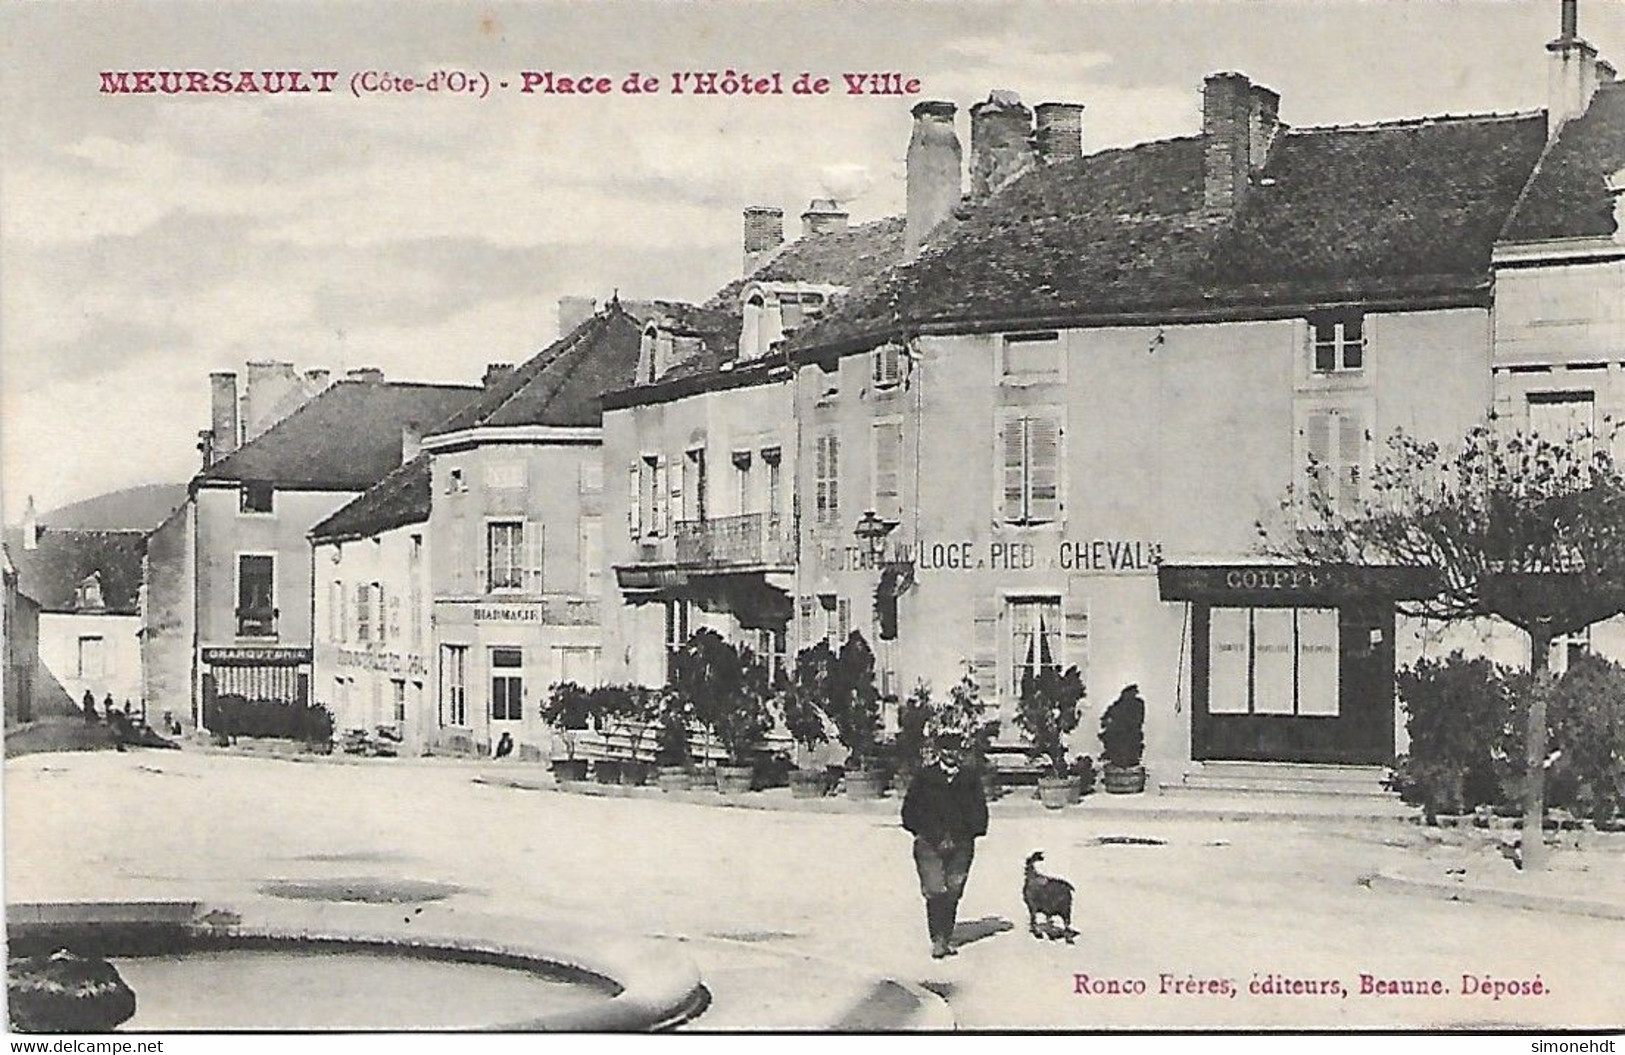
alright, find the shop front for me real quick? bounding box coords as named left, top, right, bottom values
left=1158, top=565, right=1432, bottom=765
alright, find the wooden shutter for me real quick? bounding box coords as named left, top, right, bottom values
left=524, top=521, right=545, bottom=593
left=1028, top=414, right=1061, bottom=524
left=1337, top=409, right=1366, bottom=518
left=1305, top=410, right=1333, bottom=506
left=797, top=596, right=817, bottom=651
left=970, top=595, right=1000, bottom=699
left=827, top=434, right=839, bottom=527
left=627, top=463, right=641, bottom=539
left=669, top=455, right=685, bottom=527
left=1000, top=416, right=1026, bottom=523
left=873, top=421, right=901, bottom=520
left=653, top=459, right=669, bottom=535
left=1063, top=595, right=1088, bottom=672
left=837, top=597, right=852, bottom=644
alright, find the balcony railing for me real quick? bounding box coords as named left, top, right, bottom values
left=674, top=513, right=794, bottom=568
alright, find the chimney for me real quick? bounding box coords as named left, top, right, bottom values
left=1203, top=72, right=1256, bottom=214
left=905, top=100, right=962, bottom=259
left=305, top=368, right=330, bottom=389
left=801, top=199, right=849, bottom=237
left=1547, top=0, right=1602, bottom=141
left=743, top=206, right=784, bottom=274
left=1248, top=85, right=1282, bottom=172
left=484, top=362, right=515, bottom=389
left=209, top=371, right=239, bottom=458
left=21, top=495, right=38, bottom=551
left=401, top=422, right=423, bottom=464
left=345, top=367, right=384, bottom=383
left=1035, top=102, right=1084, bottom=162
left=969, top=90, right=1036, bottom=197
left=558, top=296, right=597, bottom=335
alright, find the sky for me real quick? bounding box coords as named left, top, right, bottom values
left=3, top=0, right=1623, bottom=519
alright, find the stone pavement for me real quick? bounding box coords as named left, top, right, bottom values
left=7, top=749, right=1622, bottom=1030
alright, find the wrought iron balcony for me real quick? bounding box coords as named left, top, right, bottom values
left=674, top=513, right=794, bottom=569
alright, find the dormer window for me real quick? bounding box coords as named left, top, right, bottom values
left=239, top=483, right=274, bottom=514
left=640, top=325, right=659, bottom=384
left=1311, top=313, right=1365, bottom=373
left=75, top=572, right=105, bottom=611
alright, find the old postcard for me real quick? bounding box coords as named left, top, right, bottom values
left=3, top=0, right=1624, bottom=1041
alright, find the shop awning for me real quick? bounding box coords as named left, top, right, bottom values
left=1157, top=564, right=1437, bottom=606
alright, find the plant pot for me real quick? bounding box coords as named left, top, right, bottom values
left=844, top=769, right=886, bottom=800
left=980, top=769, right=1005, bottom=802
left=789, top=768, right=827, bottom=799
left=717, top=763, right=755, bottom=795
left=656, top=765, right=693, bottom=792
left=617, top=760, right=651, bottom=786
left=1103, top=764, right=1147, bottom=795
left=1038, top=775, right=1073, bottom=810
left=551, top=759, right=589, bottom=783
left=691, top=765, right=718, bottom=790
left=1065, top=775, right=1084, bottom=804
left=593, top=759, right=623, bottom=784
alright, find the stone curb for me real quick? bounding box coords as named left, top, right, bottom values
left=1358, top=871, right=1625, bottom=921
left=474, top=776, right=1415, bottom=824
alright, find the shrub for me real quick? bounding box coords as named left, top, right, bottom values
left=1098, top=685, right=1146, bottom=769
left=204, top=694, right=334, bottom=743
left=778, top=642, right=834, bottom=764
left=1546, top=652, right=1625, bottom=824
left=825, top=631, right=883, bottom=769
left=654, top=691, right=694, bottom=766
left=1394, top=652, right=1524, bottom=819
left=540, top=682, right=593, bottom=761
left=1071, top=754, right=1098, bottom=794
left=670, top=629, right=773, bottom=765
left=889, top=682, right=935, bottom=772
left=1015, top=662, right=1085, bottom=777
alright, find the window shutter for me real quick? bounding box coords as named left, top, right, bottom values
left=669, top=456, right=685, bottom=527
left=1000, top=416, right=1026, bottom=523
left=837, top=597, right=852, bottom=644
left=654, top=459, right=669, bottom=535
left=1305, top=410, right=1333, bottom=506
left=1028, top=415, right=1061, bottom=523
left=627, top=463, right=641, bottom=539
left=1337, top=409, right=1366, bottom=518
left=525, top=522, right=545, bottom=593
left=971, top=596, right=1000, bottom=699
left=827, top=434, right=839, bottom=527
left=873, top=421, right=901, bottom=520
left=1063, top=597, right=1088, bottom=672
left=797, top=596, right=817, bottom=650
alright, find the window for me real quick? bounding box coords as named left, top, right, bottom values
left=239, top=483, right=274, bottom=514
left=744, top=627, right=788, bottom=685
left=449, top=517, right=466, bottom=590
left=815, top=431, right=840, bottom=529
left=381, top=584, right=395, bottom=643
left=732, top=451, right=753, bottom=514
left=408, top=535, right=424, bottom=647
left=487, top=521, right=525, bottom=591
left=1001, top=332, right=1062, bottom=383
left=684, top=448, right=707, bottom=522
left=1528, top=391, right=1596, bottom=445
left=355, top=582, right=372, bottom=642
left=642, top=456, right=670, bottom=537
left=490, top=648, right=524, bottom=721
left=77, top=636, right=104, bottom=679
left=484, top=462, right=525, bottom=490
left=1550, top=627, right=1591, bottom=674
left=999, top=412, right=1062, bottom=526
left=1303, top=406, right=1368, bottom=519
left=237, top=555, right=275, bottom=637
left=1208, top=607, right=1340, bottom=716
left=391, top=679, right=407, bottom=724
left=74, top=573, right=105, bottom=611
left=819, top=594, right=851, bottom=647
left=556, top=646, right=599, bottom=687
left=579, top=460, right=603, bottom=494
left=627, top=461, right=644, bottom=540
left=440, top=645, right=468, bottom=726
left=872, top=420, right=903, bottom=522
left=331, top=581, right=345, bottom=642
left=664, top=600, right=691, bottom=681
left=446, top=468, right=466, bottom=494
left=872, top=343, right=904, bottom=389
left=1007, top=597, right=1062, bottom=699
left=1311, top=313, right=1365, bottom=373
left=579, top=518, right=603, bottom=594
left=763, top=448, right=783, bottom=520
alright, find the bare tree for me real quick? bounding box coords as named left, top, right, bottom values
left=1258, top=420, right=1625, bottom=868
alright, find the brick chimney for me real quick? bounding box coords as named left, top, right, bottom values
left=483, top=362, right=514, bottom=389
left=346, top=367, right=384, bottom=383
left=401, top=422, right=422, bottom=464
left=801, top=199, right=849, bottom=237
left=1203, top=72, right=1279, bottom=214
left=905, top=100, right=962, bottom=259
left=1547, top=0, right=1606, bottom=142
left=1035, top=102, right=1084, bottom=162
left=969, top=90, right=1036, bottom=197
left=21, top=495, right=37, bottom=551
left=558, top=296, right=597, bottom=335
left=209, top=371, right=239, bottom=459
left=743, top=206, right=784, bottom=274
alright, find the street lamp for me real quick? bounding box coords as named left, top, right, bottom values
left=854, top=510, right=896, bottom=568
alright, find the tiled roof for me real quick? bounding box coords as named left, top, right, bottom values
left=1502, top=80, right=1625, bottom=242
left=199, top=380, right=479, bottom=491
left=2, top=528, right=146, bottom=614
left=308, top=455, right=430, bottom=544
left=789, top=111, right=1551, bottom=355
left=605, top=216, right=908, bottom=403
left=427, top=304, right=645, bottom=435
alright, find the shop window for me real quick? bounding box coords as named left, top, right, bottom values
left=1310, top=313, right=1364, bottom=373
left=236, top=555, right=276, bottom=638
left=440, top=645, right=468, bottom=726
left=239, top=483, right=274, bottom=515
left=999, top=411, right=1062, bottom=526
left=1208, top=607, right=1340, bottom=716
left=1001, top=331, right=1062, bottom=383
left=490, top=647, right=524, bottom=721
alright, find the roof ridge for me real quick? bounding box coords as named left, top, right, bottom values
left=458, top=311, right=609, bottom=430
left=330, top=378, right=481, bottom=391
left=1291, top=108, right=1544, bottom=134
left=514, top=310, right=631, bottom=422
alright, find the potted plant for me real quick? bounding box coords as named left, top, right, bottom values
left=1100, top=684, right=1147, bottom=794
left=780, top=642, right=834, bottom=798
left=610, top=686, right=658, bottom=786
left=1070, top=754, right=1098, bottom=802
left=540, top=682, right=592, bottom=783
left=1014, top=648, right=1086, bottom=809
left=653, top=691, right=695, bottom=791
left=826, top=631, right=885, bottom=799
left=937, top=666, right=1003, bottom=800
left=709, top=639, right=774, bottom=795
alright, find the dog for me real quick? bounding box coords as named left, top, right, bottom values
left=1023, top=851, right=1075, bottom=943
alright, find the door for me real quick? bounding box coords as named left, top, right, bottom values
left=489, top=647, right=525, bottom=738
left=1192, top=603, right=1394, bottom=764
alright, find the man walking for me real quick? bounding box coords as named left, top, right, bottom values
left=901, top=730, right=989, bottom=959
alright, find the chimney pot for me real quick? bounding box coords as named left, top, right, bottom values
left=969, top=90, right=1036, bottom=198
left=1035, top=102, right=1085, bottom=162
left=1546, top=0, right=1604, bottom=140
left=800, top=198, right=849, bottom=237
left=483, top=362, right=515, bottom=389
left=742, top=206, right=784, bottom=274
left=905, top=100, right=962, bottom=259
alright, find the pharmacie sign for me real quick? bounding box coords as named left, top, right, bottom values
left=825, top=536, right=1163, bottom=574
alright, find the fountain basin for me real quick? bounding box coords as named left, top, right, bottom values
left=8, top=900, right=705, bottom=1032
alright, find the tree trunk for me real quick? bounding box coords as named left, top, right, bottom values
left=1522, top=629, right=1553, bottom=872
